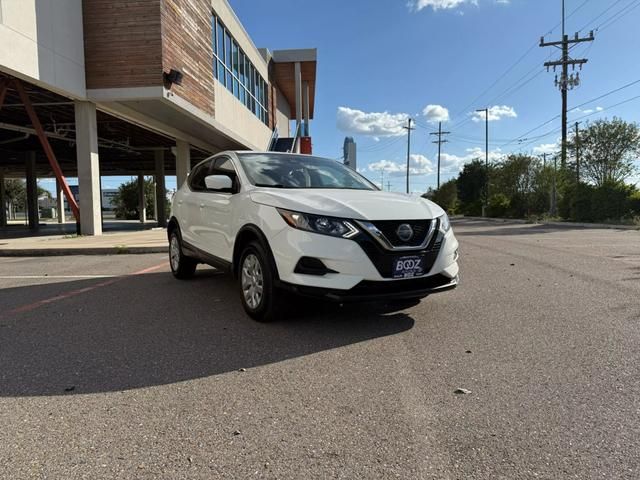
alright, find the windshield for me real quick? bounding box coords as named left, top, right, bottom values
left=238, top=153, right=378, bottom=190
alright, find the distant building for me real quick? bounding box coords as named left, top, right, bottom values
left=343, top=137, right=357, bottom=171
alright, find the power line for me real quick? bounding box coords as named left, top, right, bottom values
left=514, top=92, right=640, bottom=152
left=447, top=0, right=593, bottom=128
left=578, top=0, right=627, bottom=31
left=502, top=78, right=640, bottom=148
left=598, top=0, right=640, bottom=31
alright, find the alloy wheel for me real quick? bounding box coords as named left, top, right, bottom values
left=241, top=253, right=264, bottom=309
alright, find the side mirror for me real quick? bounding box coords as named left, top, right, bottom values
left=204, top=175, right=233, bottom=191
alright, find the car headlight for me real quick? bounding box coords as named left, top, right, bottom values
left=277, top=208, right=359, bottom=239
left=439, top=212, right=451, bottom=232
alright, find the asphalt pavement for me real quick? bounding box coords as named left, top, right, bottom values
left=1, top=219, right=639, bottom=479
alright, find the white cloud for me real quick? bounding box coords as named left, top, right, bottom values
left=408, top=0, right=476, bottom=12
left=368, top=148, right=505, bottom=179
left=532, top=143, right=558, bottom=155
left=369, top=154, right=435, bottom=177
left=423, top=104, right=450, bottom=123
left=573, top=106, right=603, bottom=115
left=337, top=106, right=409, bottom=137
left=471, top=105, right=517, bottom=122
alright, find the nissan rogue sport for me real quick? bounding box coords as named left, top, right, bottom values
left=168, top=152, right=459, bottom=322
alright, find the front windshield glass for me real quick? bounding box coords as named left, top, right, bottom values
left=238, top=153, right=378, bottom=190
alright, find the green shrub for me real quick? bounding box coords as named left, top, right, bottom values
left=629, top=191, right=640, bottom=215
left=590, top=182, right=634, bottom=222
left=487, top=193, right=510, bottom=218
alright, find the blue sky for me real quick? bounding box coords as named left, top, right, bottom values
left=230, top=0, right=640, bottom=192
left=35, top=1, right=640, bottom=197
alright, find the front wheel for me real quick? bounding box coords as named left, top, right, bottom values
left=238, top=241, right=281, bottom=322
left=169, top=231, right=197, bottom=279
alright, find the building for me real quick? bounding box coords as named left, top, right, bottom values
left=343, top=137, right=357, bottom=171
left=0, top=0, right=317, bottom=235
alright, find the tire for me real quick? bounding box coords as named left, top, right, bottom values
left=238, top=241, right=281, bottom=322
left=169, top=231, right=197, bottom=279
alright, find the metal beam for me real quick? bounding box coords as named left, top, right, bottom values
left=12, top=79, right=80, bottom=223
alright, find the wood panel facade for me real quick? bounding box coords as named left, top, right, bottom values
left=83, top=0, right=215, bottom=115
left=161, top=0, right=215, bottom=116
left=83, top=0, right=163, bottom=89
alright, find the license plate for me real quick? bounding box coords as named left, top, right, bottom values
left=392, top=255, right=425, bottom=279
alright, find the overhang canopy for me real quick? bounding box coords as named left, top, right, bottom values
left=271, top=49, right=317, bottom=120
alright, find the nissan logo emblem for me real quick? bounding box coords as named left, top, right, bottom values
left=396, top=223, right=414, bottom=242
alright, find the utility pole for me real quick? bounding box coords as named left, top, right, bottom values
left=430, top=121, right=450, bottom=189
left=575, top=121, right=581, bottom=184
left=551, top=154, right=558, bottom=216
left=476, top=108, right=489, bottom=216
left=540, top=0, right=594, bottom=169
left=541, top=152, right=548, bottom=212
left=403, top=118, right=414, bottom=193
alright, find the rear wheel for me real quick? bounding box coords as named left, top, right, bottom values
left=169, top=231, right=197, bottom=279
left=238, top=241, right=281, bottom=322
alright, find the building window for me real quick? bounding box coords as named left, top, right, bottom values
left=211, top=12, right=269, bottom=126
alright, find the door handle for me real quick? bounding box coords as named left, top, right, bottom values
left=199, top=203, right=205, bottom=208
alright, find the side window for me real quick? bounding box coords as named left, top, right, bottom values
left=188, top=160, right=214, bottom=191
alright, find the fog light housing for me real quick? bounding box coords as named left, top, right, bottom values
left=294, top=257, right=338, bottom=276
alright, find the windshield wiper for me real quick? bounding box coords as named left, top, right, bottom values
left=255, top=183, right=286, bottom=188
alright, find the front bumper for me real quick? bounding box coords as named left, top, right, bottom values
left=269, top=220, right=460, bottom=291
left=279, top=273, right=458, bottom=302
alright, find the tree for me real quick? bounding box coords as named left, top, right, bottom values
left=456, top=159, right=487, bottom=215
left=424, top=179, right=458, bottom=213
left=4, top=179, right=27, bottom=211
left=2, top=180, right=49, bottom=206
left=571, top=118, right=640, bottom=187
left=492, top=154, right=539, bottom=217
left=112, top=178, right=156, bottom=220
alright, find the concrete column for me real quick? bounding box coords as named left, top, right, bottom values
left=155, top=150, right=167, bottom=228
left=0, top=170, right=6, bottom=227
left=175, top=141, right=191, bottom=189
left=56, top=179, right=65, bottom=223
left=152, top=179, right=158, bottom=221
left=137, top=174, right=146, bottom=223
left=25, top=152, right=38, bottom=230
left=303, top=81, right=310, bottom=137
left=75, top=101, right=102, bottom=235
left=294, top=62, right=302, bottom=152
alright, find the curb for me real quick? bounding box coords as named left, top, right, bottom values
left=458, top=216, right=640, bottom=231
left=0, top=246, right=168, bottom=257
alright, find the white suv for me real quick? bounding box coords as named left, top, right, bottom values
left=169, top=152, right=459, bottom=322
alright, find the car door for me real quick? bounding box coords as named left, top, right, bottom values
left=198, top=156, right=241, bottom=261
left=181, top=159, right=214, bottom=250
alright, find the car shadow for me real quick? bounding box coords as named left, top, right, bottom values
left=0, top=269, right=415, bottom=397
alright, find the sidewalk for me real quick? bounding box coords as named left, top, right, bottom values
left=458, top=216, right=640, bottom=231
left=0, top=229, right=168, bottom=256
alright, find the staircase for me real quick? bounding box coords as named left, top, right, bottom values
left=267, top=124, right=305, bottom=153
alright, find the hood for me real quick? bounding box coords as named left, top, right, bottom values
left=249, top=188, right=444, bottom=220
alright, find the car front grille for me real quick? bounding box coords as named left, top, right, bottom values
left=353, top=229, right=444, bottom=279
left=370, top=219, right=432, bottom=247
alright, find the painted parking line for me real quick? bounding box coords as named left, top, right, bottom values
left=0, top=275, right=118, bottom=279
left=2, top=262, right=168, bottom=318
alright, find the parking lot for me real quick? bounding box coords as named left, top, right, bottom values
left=1, top=219, right=639, bottom=479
